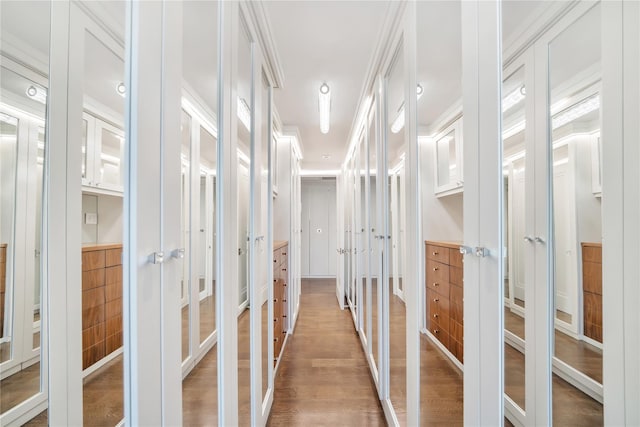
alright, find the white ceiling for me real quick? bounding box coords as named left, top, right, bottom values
left=2, top=0, right=600, bottom=171
left=264, top=0, right=390, bottom=170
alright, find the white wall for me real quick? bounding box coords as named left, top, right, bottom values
left=419, top=139, right=464, bottom=243
left=301, top=178, right=337, bottom=277
left=81, top=193, right=123, bottom=244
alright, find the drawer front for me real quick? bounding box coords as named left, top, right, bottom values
left=583, top=292, right=602, bottom=329
left=273, top=250, right=281, bottom=268
left=449, top=266, right=463, bottom=287
left=450, top=284, right=463, bottom=305
left=82, top=250, right=105, bottom=271
left=429, top=326, right=449, bottom=349
left=427, top=290, right=450, bottom=333
left=583, top=261, right=602, bottom=295
left=82, top=269, right=105, bottom=291
left=426, top=276, right=450, bottom=298
left=582, top=245, right=602, bottom=263
left=426, top=244, right=450, bottom=264
left=450, top=319, right=463, bottom=344
left=584, top=322, right=602, bottom=343
left=105, top=248, right=122, bottom=267
left=426, top=259, right=449, bottom=285
left=450, top=299, right=463, bottom=325
left=449, top=248, right=463, bottom=267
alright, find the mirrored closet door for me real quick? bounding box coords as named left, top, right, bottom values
left=548, top=3, right=603, bottom=423
left=385, top=40, right=407, bottom=424
left=416, top=1, right=464, bottom=424
left=0, top=3, right=50, bottom=416
left=180, top=2, right=220, bottom=423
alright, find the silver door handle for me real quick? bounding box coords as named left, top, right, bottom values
left=172, top=248, right=185, bottom=259
left=534, top=236, right=545, bottom=244
left=475, top=247, right=490, bottom=257
left=523, top=236, right=534, bottom=243
left=150, top=251, right=165, bottom=264
left=459, top=245, right=473, bottom=255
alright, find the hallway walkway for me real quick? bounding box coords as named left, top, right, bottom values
left=267, top=279, right=385, bottom=426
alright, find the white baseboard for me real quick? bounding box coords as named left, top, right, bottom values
left=83, top=347, right=123, bottom=379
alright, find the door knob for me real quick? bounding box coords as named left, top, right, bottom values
left=523, top=236, right=534, bottom=243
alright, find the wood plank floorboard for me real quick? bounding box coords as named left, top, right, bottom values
left=267, top=278, right=385, bottom=427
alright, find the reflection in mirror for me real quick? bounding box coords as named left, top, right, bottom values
left=79, top=12, right=126, bottom=424
left=549, top=4, right=602, bottom=423
left=0, top=0, right=49, bottom=420
left=368, top=104, right=379, bottom=374
left=387, top=43, right=406, bottom=424
left=237, top=17, right=252, bottom=426
left=181, top=1, right=219, bottom=424
left=181, top=110, right=192, bottom=365
left=358, top=137, right=367, bottom=345
left=502, top=65, right=527, bottom=412
left=199, top=126, right=216, bottom=345
left=260, top=71, right=270, bottom=402
left=417, top=0, right=463, bottom=423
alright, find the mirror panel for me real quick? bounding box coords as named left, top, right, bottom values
left=417, top=0, right=464, bottom=423
left=502, top=64, right=527, bottom=412
left=199, top=125, right=216, bottom=345
left=181, top=1, right=219, bottom=423
left=549, top=3, right=603, bottom=423
left=237, top=15, right=252, bottom=426
left=387, top=42, right=406, bottom=423
left=78, top=13, right=126, bottom=425
left=0, top=0, right=51, bottom=418
left=368, top=101, right=379, bottom=374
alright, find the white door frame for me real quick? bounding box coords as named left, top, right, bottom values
left=123, top=2, right=183, bottom=425
left=461, top=1, right=504, bottom=425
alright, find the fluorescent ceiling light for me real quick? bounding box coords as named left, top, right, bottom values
left=502, top=120, right=526, bottom=140
left=390, top=85, right=424, bottom=134
left=116, top=82, right=126, bottom=97
left=319, top=83, right=331, bottom=134
left=502, top=85, right=525, bottom=112
left=26, top=85, right=47, bottom=104
left=237, top=97, right=251, bottom=132
left=552, top=94, right=599, bottom=129
left=391, top=106, right=405, bottom=134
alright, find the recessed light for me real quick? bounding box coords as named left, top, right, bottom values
left=322, top=154, right=331, bottom=160
left=116, top=82, right=126, bottom=97
left=25, top=85, right=47, bottom=104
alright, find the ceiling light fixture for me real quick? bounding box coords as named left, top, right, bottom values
left=502, top=85, right=525, bottom=112
left=237, top=96, right=251, bottom=132
left=319, top=83, right=331, bottom=134
left=116, top=82, right=126, bottom=97
left=25, top=85, right=47, bottom=104
left=322, top=154, right=331, bottom=160
left=552, top=94, right=599, bottom=129
left=390, top=85, right=424, bottom=134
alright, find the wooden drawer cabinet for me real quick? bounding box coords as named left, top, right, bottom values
left=273, top=241, right=289, bottom=366
left=581, top=242, right=602, bottom=343
left=82, top=243, right=123, bottom=369
left=425, top=240, right=463, bottom=364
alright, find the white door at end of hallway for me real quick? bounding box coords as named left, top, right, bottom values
left=302, top=180, right=337, bottom=277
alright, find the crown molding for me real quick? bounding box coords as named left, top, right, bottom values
left=244, top=1, right=285, bottom=89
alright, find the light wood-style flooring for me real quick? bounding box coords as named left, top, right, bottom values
left=267, top=278, right=386, bottom=426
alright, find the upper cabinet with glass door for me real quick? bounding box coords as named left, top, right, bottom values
left=82, top=111, right=125, bottom=194
left=434, top=117, right=463, bottom=196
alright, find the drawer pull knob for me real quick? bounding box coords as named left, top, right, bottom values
left=433, top=298, right=439, bottom=302
left=433, top=282, right=439, bottom=287
left=274, top=259, right=277, bottom=263
left=282, top=268, right=287, bottom=271
left=433, top=251, right=439, bottom=255
left=433, top=267, right=439, bottom=271
left=283, top=299, right=287, bottom=302
left=282, top=252, right=287, bottom=256
left=433, top=329, right=440, bottom=334
left=433, top=314, right=439, bottom=318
